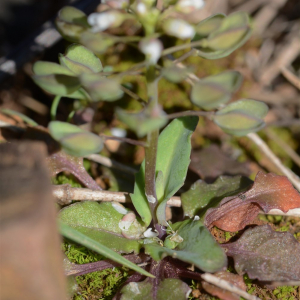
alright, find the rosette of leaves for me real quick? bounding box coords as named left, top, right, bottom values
left=59, top=117, right=228, bottom=299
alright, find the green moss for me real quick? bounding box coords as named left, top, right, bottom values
left=273, top=286, right=298, bottom=300
left=63, top=243, right=128, bottom=299
left=52, top=174, right=82, bottom=188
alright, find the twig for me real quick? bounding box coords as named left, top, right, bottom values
left=120, top=85, right=147, bottom=103
left=247, top=132, right=300, bottom=191
left=201, top=273, right=261, bottom=300
left=52, top=184, right=181, bottom=206
left=53, top=186, right=300, bottom=217
left=280, top=66, right=300, bottom=90
left=100, top=134, right=147, bottom=147
left=264, top=128, right=300, bottom=169
left=85, top=154, right=137, bottom=175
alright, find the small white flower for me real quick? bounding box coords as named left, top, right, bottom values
left=88, top=11, right=118, bottom=32
left=164, top=19, right=195, bottom=39
left=139, top=38, right=163, bottom=65
left=136, top=2, right=147, bottom=15
left=177, top=0, right=205, bottom=10
left=143, top=228, right=159, bottom=238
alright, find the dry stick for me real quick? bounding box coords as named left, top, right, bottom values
left=264, top=128, right=300, bottom=169
left=100, top=134, right=147, bottom=147
left=247, top=132, right=300, bottom=191
left=85, top=154, right=137, bottom=175
left=280, top=66, right=300, bottom=90
left=201, top=273, right=261, bottom=300
left=52, top=185, right=300, bottom=217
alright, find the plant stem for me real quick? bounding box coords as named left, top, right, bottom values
left=162, top=40, right=204, bottom=56
left=50, top=95, right=61, bottom=120
left=166, top=110, right=214, bottom=119
left=145, top=64, right=160, bottom=225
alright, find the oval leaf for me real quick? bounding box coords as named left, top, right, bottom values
left=48, top=121, right=103, bottom=156
left=59, top=201, right=144, bottom=254
left=59, top=43, right=103, bottom=75
left=80, top=73, right=123, bottom=102
left=32, top=74, right=80, bottom=96
left=195, top=13, right=225, bottom=36
left=56, top=6, right=89, bottom=42
left=191, top=81, right=231, bottom=110
left=33, top=61, right=74, bottom=76
left=214, top=99, right=268, bottom=136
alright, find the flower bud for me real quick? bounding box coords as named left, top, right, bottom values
left=163, top=19, right=195, bottom=39
left=139, top=38, right=163, bottom=65
left=176, top=0, right=205, bottom=13
left=88, top=11, right=124, bottom=32
left=102, top=0, right=129, bottom=9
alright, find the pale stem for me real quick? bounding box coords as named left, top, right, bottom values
left=247, top=132, right=300, bottom=191
left=53, top=185, right=300, bottom=217
left=201, top=273, right=262, bottom=300
left=85, top=154, right=137, bottom=175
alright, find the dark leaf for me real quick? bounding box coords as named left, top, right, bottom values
left=47, top=151, right=101, bottom=190
left=190, top=144, right=251, bottom=181
left=205, top=172, right=300, bottom=231
left=222, top=225, right=300, bottom=281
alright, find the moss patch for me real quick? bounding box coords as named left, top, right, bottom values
left=63, top=243, right=128, bottom=300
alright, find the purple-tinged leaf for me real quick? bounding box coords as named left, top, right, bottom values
left=65, top=254, right=149, bottom=276
left=190, top=145, right=251, bottom=181
left=222, top=225, right=300, bottom=281
left=205, top=172, right=300, bottom=231
left=47, top=151, right=101, bottom=190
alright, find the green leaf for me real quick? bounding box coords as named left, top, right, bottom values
left=191, top=81, right=230, bottom=110
left=130, top=117, right=198, bottom=226
left=59, top=201, right=144, bottom=254
left=59, top=222, right=154, bottom=278
left=193, top=12, right=252, bottom=59
left=48, top=121, right=103, bottom=156
left=116, top=104, right=168, bottom=138
left=32, top=74, right=81, bottom=96
left=203, top=70, right=243, bottom=92
left=214, top=99, right=268, bottom=136
left=33, top=61, right=74, bottom=76
left=195, top=13, right=225, bottom=36
left=207, top=12, right=251, bottom=50
left=80, top=31, right=116, bottom=55
left=121, top=278, right=191, bottom=300
left=181, top=175, right=253, bottom=218
left=1, top=108, right=38, bottom=126
left=146, top=220, right=227, bottom=273
left=162, top=65, right=194, bottom=83
left=56, top=6, right=89, bottom=42
left=80, top=73, right=123, bottom=102
left=191, top=71, right=242, bottom=110
left=59, top=44, right=103, bottom=75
